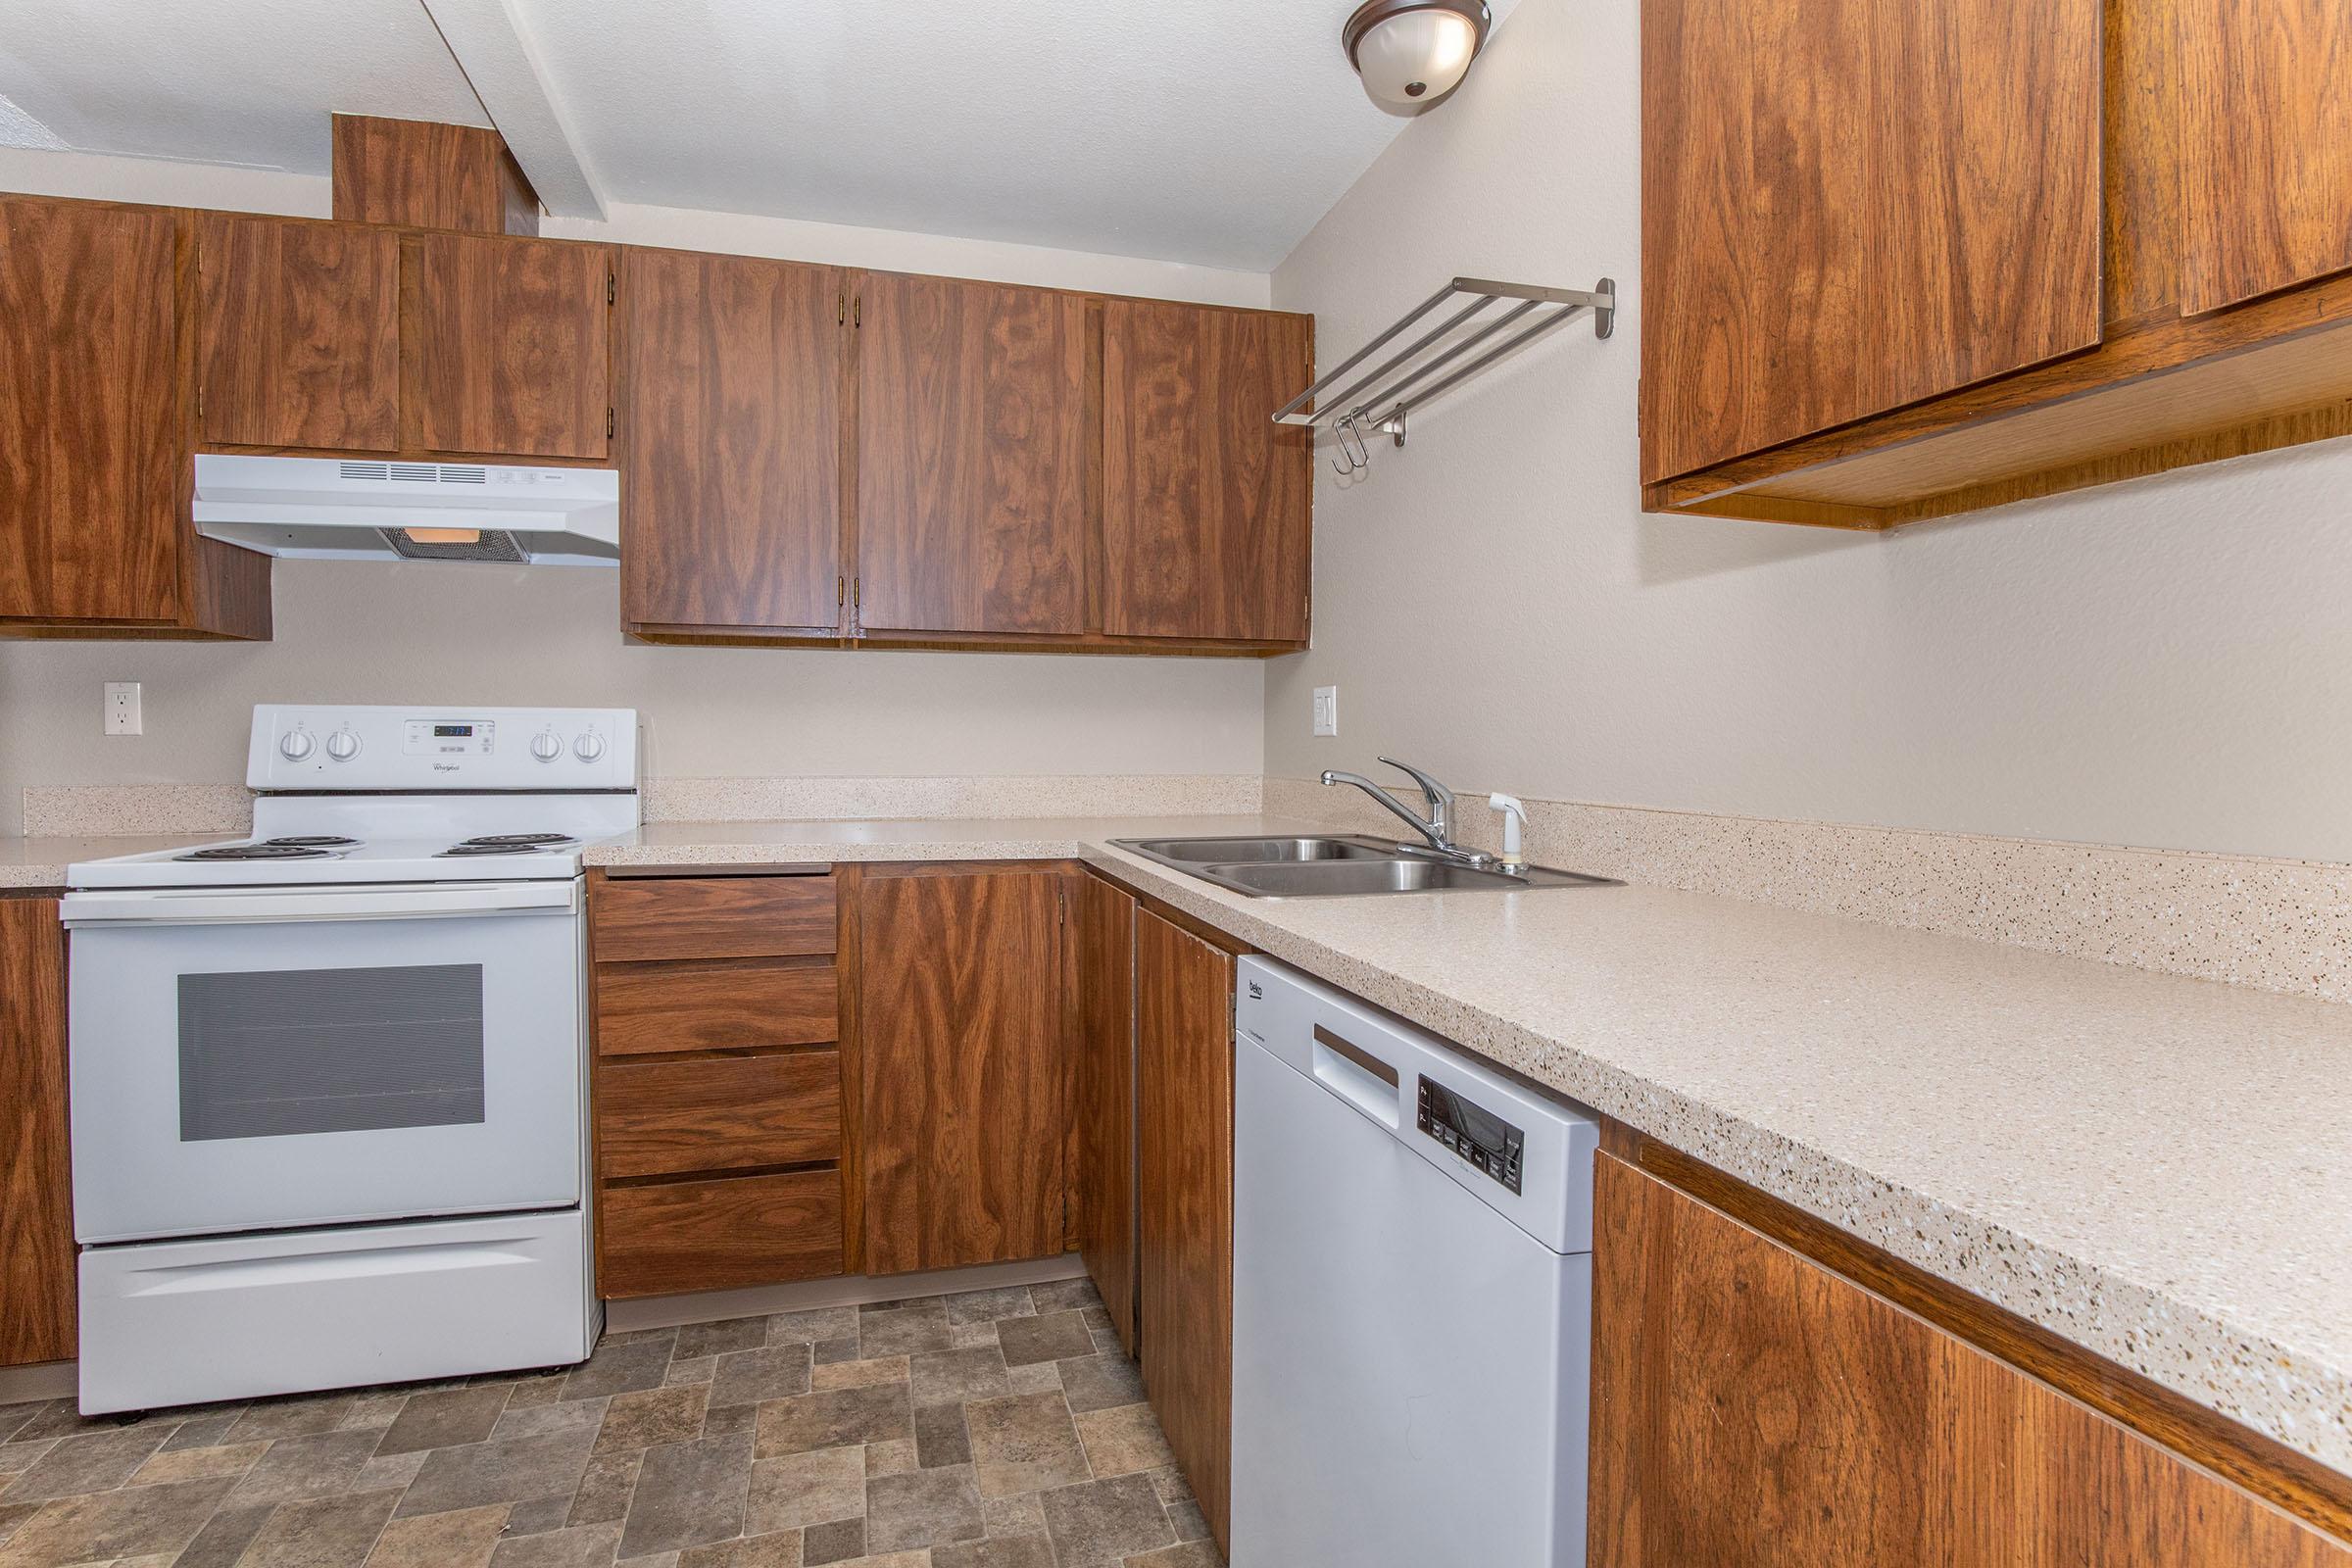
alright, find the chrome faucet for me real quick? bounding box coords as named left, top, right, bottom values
left=1320, top=758, right=1490, bottom=865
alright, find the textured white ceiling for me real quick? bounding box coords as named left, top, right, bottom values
left=0, top=0, right=487, bottom=169
left=2, top=0, right=1519, bottom=270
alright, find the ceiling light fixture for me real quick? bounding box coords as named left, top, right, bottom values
left=1343, top=0, right=1493, bottom=114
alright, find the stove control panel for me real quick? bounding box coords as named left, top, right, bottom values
left=249, top=706, right=638, bottom=792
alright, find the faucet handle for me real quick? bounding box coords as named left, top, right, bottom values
left=1376, top=757, right=1453, bottom=811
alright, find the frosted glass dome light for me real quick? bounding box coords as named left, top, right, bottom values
left=1344, top=0, right=1493, bottom=114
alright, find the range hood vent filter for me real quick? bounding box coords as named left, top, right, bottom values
left=380, top=527, right=529, bottom=564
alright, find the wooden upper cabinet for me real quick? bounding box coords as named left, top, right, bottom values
left=2179, top=0, right=2352, bottom=315
left=1135, top=906, right=1236, bottom=1549
left=619, top=248, right=844, bottom=635
left=1639, top=0, right=2105, bottom=485
left=857, top=866, right=1070, bottom=1276
left=855, top=272, right=1091, bottom=637
left=0, top=198, right=185, bottom=624
left=1592, top=1154, right=2352, bottom=1567
left=197, top=215, right=400, bottom=452
left=1102, top=299, right=1311, bottom=646
left=408, top=232, right=611, bottom=461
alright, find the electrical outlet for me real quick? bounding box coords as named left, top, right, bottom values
left=104, top=682, right=142, bottom=736
left=1312, top=685, right=1339, bottom=737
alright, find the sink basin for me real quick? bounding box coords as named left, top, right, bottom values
left=1120, top=835, right=1401, bottom=863
left=1107, top=836, right=1618, bottom=899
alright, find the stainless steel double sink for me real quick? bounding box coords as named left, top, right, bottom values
left=1107, top=835, right=1618, bottom=900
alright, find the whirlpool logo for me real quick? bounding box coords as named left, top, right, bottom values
left=432, top=762, right=463, bottom=772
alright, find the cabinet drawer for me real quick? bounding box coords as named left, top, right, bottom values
left=600, top=1052, right=842, bottom=1179
left=593, top=874, right=836, bottom=962
left=596, top=959, right=839, bottom=1057
left=599, top=1171, right=844, bottom=1298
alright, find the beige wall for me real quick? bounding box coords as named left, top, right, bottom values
left=0, top=149, right=1269, bottom=835
left=1267, top=0, right=2352, bottom=863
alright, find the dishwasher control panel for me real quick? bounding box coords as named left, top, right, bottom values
left=1417, top=1075, right=1525, bottom=1195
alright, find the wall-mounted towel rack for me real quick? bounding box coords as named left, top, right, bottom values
left=1275, top=276, right=1615, bottom=473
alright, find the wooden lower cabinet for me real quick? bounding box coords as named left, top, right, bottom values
left=857, top=865, right=1072, bottom=1276
left=1073, top=875, right=1139, bottom=1354
left=588, top=870, right=851, bottom=1298
left=1134, top=907, right=1237, bottom=1552
left=0, top=896, right=74, bottom=1366
left=1592, top=1152, right=2352, bottom=1567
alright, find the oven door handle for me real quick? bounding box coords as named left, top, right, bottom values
left=60, top=881, right=580, bottom=927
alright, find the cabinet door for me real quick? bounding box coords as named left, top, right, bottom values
left=1074, top=875, right=1139, bottom=1355
left=197, top=214, right=399, bottom=451
left=1102, top=300, right=1310, bottom=645
left=1135, top=907, right=1234, bottom=1548
left=0, top=198, right=184, bottom=624
left=858, top=867, right=1068, bottom=1275
left=1, top=898, right=74, bottom=1366
left=619, top=249, right=845, bottom=634
left=409, top=232, right=610, bottom=459
left=856, top=272, right=1090, bottom=636
left=2180, top=0, right=2352, bottom=314
left=1639, top=0, right=2104, bottom=483
left=1591, top=1154, right=2351, bottom=1567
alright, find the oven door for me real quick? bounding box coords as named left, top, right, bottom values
left=64, top=880, right=583, bottom=1245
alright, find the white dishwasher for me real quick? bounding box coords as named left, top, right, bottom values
left=1231, top=956, right=1599, bottom=1568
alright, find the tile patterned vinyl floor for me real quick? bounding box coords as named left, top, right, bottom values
left=0, top=1276, right=1222, bottom=1568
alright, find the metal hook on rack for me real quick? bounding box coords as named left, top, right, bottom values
left=1331, top=412, right=1373, bottom=476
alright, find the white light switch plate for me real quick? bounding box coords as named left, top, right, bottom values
left=104, top=682, right=142, bottom=736
left=1312, top=686, right=1339, bottom=737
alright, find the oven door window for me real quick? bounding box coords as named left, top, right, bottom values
left=177, top=964, right=487, bottom=1142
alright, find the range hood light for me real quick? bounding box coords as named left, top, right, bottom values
left=405, top=527, right=483, bottom=546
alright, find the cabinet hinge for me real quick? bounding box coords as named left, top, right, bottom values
left=606, top=408, right=615, bottom=438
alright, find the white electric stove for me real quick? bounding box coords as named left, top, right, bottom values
left=62, top=705, right=640, bottom=1414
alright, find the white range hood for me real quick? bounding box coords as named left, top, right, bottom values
left=193, top=456, right=620, bottom=566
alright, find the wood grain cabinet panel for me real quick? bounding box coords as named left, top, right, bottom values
left=855, top=272, right=1090, bottom=637
left=595, top=958, right=840, bottom=1057
left=1073, top=875, right=1139, bottom=1355
left=1638, top=0, right=2104, bottom=484
left=1591, top=1154, right=2352, bottom=1567
left=198, top=215, right=400, bottom=451
left=1135, top=907, right=1235, bottom=1549
left=408, top=232, right=610, bottom=460
left=2180, top=0, right=2352, bottom=315
left=598, top=1170, right=845, bottom=1298
left=0, top=898, right=74, bottom=1366
left=1102, top=299, right=1311, bottom=646
left=857, top=867, right=1069, bottom=1275
left=0, top=197, right=185, bottom=626
left=619, top=248, right=845, bottom=634
left=598, top=1051, right=842, bottom=1179
left=590, top=874, right=837, bottom=963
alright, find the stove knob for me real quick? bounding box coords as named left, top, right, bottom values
left=278, top=729, right=317, bottom=761
left=325, top=729, right=363, bottom=762
left=530, top=729, right=564, bottom=762
left=572, top=731, right=608, bottom=762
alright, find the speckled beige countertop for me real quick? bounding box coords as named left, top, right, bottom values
left=589, top=814, right=2352, bottom=1477
left=0, top=833, right=225, bottom=890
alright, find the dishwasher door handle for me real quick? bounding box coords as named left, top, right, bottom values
left=1312, top=1023, right=1403, bottom=1129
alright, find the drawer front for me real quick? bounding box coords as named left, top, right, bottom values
left=596, top=959, right=839, bottom=1057
left=600, top=1052, right=842, bottom=1179
left=593, top=874, right=837, bottom=962
left=599, top=1171, right=844, bottom=1298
